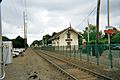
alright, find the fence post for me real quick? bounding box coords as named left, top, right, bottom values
left=61, top=46, right=63, bottom=55
left=87, top=44, right=89, bottom=62
left=58, top=46, right=59, bottom=53
left=80, top=45, right=82, bottom=61
left=96, top=44, right=99, bottom=65
left=54, top=46, right=55, bottom=52
left=63, top=46, right=64, bottom=55
left=108, top=43, right=113, bottom=68
left=55, top=46, right=57, bottom=53
left=66, top=46, right=67, bottom=56
left=70, top=46, right=71, bottom=57
left=75, top=45, right=76, bottom=59
left=74, top=45, right=76, bottom=59
left=79, top=48, right=81, bottom=60
left=76, top=46, right=78, bottom=59
left=53, top=46, right=54, bottom=52
left=118, top=50, right=120, bottom=68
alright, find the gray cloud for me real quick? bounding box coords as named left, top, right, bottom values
left=101, top=0, right=120, bottom=17
left=1, top=0, right=120, bottom=45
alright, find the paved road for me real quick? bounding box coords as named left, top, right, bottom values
left=4, top=48, right=66, bottom=80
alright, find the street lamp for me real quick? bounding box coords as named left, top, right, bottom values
left=0, top=1, right=6, bottom=80
left=0, top=2, right=2, bottom=79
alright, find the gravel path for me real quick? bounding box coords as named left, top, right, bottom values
left=4, top=48, right=66, bottom=80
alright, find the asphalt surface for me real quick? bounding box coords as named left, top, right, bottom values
left=4, top=48, right=66, bottom=80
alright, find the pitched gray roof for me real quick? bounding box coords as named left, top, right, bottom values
left=49, top=27, right=83, bottom=40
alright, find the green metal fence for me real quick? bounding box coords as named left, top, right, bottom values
left=40, top=44, right=120, bottom=69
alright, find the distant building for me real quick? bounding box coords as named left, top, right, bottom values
left=3, top=41, right=13, bottom=64
left=49, top=25, right=83, bottom=50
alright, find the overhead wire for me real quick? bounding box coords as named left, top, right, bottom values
left=75, top=5, right=97, bottom=29
left=10, top=0, right=22, bottom=21
left=23, top=0, right=28, bottom=20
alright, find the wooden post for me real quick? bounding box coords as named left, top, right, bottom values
left=96, top=0, right=101, bottom=65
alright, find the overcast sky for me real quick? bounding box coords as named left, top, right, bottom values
left=1, top=0, right=120, bottom=45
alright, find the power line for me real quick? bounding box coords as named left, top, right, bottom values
left=23, top=0, right=28, bottom=48
left=10, top=0, right=22, bottom=20
left=75, top=5, right=97, bottom=29
left=22, top=0, right=27, bottom=15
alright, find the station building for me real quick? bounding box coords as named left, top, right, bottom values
left=49, top=25, right=83, bottom=50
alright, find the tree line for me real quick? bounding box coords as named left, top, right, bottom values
left=31, top=24, right=120, bottom=47
left=30, top=32, right=56, bottom=47
left=3, top=36, right=28, bottom=48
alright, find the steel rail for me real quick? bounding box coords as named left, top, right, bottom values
left=37, top=50, right=113, bottom=80
left=33, top=50, right=78, bottom=80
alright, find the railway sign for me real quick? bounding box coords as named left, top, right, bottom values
left=105, top=26, right=113, bottom=30
left=104, top=26, right=115, bottom=35
left=104, top=29, right=114, bottom=35
left=65, top=39, right=72, bottom=41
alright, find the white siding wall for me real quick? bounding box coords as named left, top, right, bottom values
left=52, top=39, right=58, bottom=46
left=59, top=31, right=78, bottom=46
left=70, top=31, right=78, bottom=46
left=59, top=33, right=66, bottom=46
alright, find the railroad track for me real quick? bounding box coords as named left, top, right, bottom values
left=33, top=49, right=112, bottom=80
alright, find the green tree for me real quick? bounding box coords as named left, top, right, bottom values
left=83, top=24, right=103, bottom=44
left=39, top=40, right=43, bottom=45
left=103, top=27, right=119, bottom=44
left=78, top=32, right=83, bottom=45
left=12, top=36, right=28, bottom=48
left=2, top=36, right=10, bottom=41
left=30, top=40, right=39, bottom=47
left=82, top=24, right=105, bottom=56
left=111, top=31, right=120, bottom=43
left=51, top=32, right=57, bottom=37
left=43, top=34, right=52, bottom=46
left=30, top=40, right=43, bottom=47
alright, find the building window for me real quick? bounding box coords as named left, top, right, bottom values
left=67, top=31, right=71, bottom=38
left=67, top=42, right=71, bottom=47
left=57, top=41, right=59, bottom=45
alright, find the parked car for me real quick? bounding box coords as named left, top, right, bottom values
left=12, top=51, right=19, bottom=58
left=112, top=46, right=120, bottom=50
left=14, top=48, right=25, bottom=54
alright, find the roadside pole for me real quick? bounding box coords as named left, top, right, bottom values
left=87, top=18, right=90, bottom=62
left=108, top=34, right=112, bottom=68
left=96, top=0, right=101, bottom=65
left=0, top=0, right=4, bottom=79
left=107, top=0, right=113, bottom=69
left=0, top=3, right=2, bottom=79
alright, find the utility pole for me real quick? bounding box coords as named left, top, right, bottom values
left=0, top=1, right=5, bottom=79
left=88, top=18, right=90, bottom=43
left=0, top=3, right=2, bottom=79
left=107, top=0, right=110, bottom=27
left=96, top=0, right=101, bottom=65
left=107, top=0, right=113, bottom=69
left=23, top=0, right=28, bottom=49
left=87, top=18, right=90, bottom=62
left=23, top=11, right=27, bottom=49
